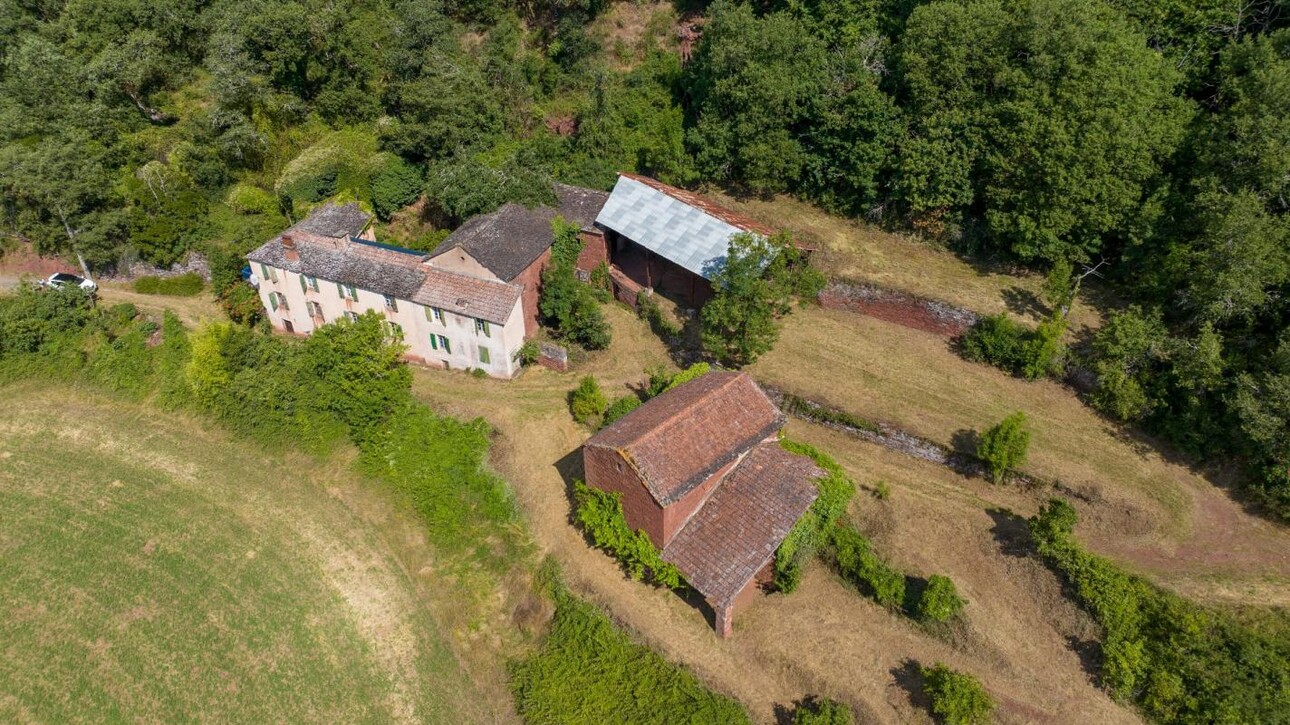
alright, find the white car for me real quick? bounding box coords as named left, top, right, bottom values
left=45, top=272, right=98, bottom=293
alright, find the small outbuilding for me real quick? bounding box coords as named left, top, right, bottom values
left=582, top=371, right=823, bottom=637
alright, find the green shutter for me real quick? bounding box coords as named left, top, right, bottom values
left=337, top=283, right=345, bottom=298
left=260, top=264, right=269, bottom=279
left=479, top=347, right=490, bottom=364
left=310, top=276, right=319, bottom=291
left=347, top=285, right=357, bottom=300
left=443, top=336, right=451, bottom=355
left=424, top=305, right=433, bottom=321
left=299, top=274, right=307, bottom=293
left=429, top=333, right=438, bottom=350
left=269, top=292, right=278, bottom=311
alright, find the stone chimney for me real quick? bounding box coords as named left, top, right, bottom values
left=282, top=233, right=299, bottom=263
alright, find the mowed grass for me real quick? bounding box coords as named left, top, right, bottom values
left=0, top=383, right=491, bottom=723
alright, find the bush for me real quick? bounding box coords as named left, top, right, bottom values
left=792, top=697, right=854, bottom=725
left=775, top=439, right=857, bottom=591
left=569, top=376, right=607, bottom=425
left=873, top=481, right=891, bottom=500
left=977, top=411, right=1030, bottom=482
left=1028, top=499, right=1290, bottom=720
left=225, top=183, right=278, bottom=215
left=828, top=524, right=905, bottom=608
left=917, top=575, right=966, bottom=623
left=637, top=293, right=681, bottom=338
left=601, top=395, right=641, bottom=427
left=133, top=273, right=205, bottom=297
left=370, top=154, right=423, bottom=221
left=645, top=362, right=711, bottom=398
left=961, top=313, right=1066, bottom=380
left=219, top=282, right=263, bottom=326
left=510, top=582, right=748, bottom=724
left=920, top=663, right=994, bottom=725
left=572, top=480, right=684, bottom=589
left=517, top=340, right=540, bottom=366
left=541, top=218, right=612, bottom=350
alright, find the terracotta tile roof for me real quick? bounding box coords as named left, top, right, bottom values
left=410, top=266, right=521, bottom=325
left=663, top=441, right=822, bottom=607
left=432, top=183, right=609, bottom=282
left=585, top=372, right=786, bottom=506
left=618, top=173, right=777, bottom=238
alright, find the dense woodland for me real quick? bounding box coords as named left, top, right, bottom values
left=1, top=0, right=1288, bottom=513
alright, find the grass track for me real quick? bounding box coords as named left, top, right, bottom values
left=0, top=383, right=491, bottom=723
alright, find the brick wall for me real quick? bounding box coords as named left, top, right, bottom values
left=510, top=247, right=551, bottom=337
left=575, top=229, right=608, bottom=273
left=583, top=445, right=666, bottom=546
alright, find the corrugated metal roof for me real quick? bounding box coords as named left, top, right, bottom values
left=595, top=176, right=757, bottom=280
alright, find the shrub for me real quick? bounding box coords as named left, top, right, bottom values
left=219, top=282, right=263, bottom=326
left=510, top=582, right=748, bottom=724
left=873, top=480, right=891, bottom=500
left=961, top=312, right=1066, bottom=380
left=1028, top=499, right=1290, bottom=720
left=133, top=273, right=205, bottom=297
left=775, top=438, right=857, bottom=591
left=601, top=395, right=641, bottom=427
left=792, top=697, right=854, bottom=725
left=540, top=218, right=612, bottom=350
left=920, top=663, right=994, bottom=725
left=225, top=183, right=278, bottom=215
left=828, top=524, right=905, bottom=608
left=517, top=340, right=540, bottom=366
left=569, top=376, right=607, bottom=425
left=637, top=293, right=681, bottom=338
left=645, top=362, right=712, bottom=399
left=917, top=575, right=966, bottom=623
left=155, top=311, right=191, bottom=409
left=977, top=411, right=1030, bottom=482
left=370, top=154, right=423, bottom=221
left=572, top=480, right=684, bottom=589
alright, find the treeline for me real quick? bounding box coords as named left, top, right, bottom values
left=1, top=1, right=1287, bottom=509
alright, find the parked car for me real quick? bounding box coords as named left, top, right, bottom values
left=44, top=272, right=98, bottom=293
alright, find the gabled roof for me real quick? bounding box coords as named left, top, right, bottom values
left=663, top=441, right=821, bottom=607
left=431, top=182, right=610, bottom=282
left=594, top=174, right=777, bottom=280
left=247, top=233, right=428, bottom=300
left=585, top=371, right=786, bottom=506
left=411, top=267, right=521, bottom=325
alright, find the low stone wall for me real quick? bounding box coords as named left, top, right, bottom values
left=537, top=342, right=569, bottom=373
left=818, top=279, right=979, bottom=337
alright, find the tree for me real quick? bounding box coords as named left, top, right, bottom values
left=701, top=232, right=818, bottom=366
left=569, top=376, right=607, bottom=425
left=920, top=663, right=994, bottom=725
left=539, top=218, right=611, bottom=350
left=977, top=411, right=1030, bottom=482
left=791, top=696, right=855, bottom=725
left=897, top=0, right=1188, bottom=261
left=370, top=155, right=424, bottom=221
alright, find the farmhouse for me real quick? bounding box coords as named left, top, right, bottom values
left=591, top=173, right=780, bottom=306
left=583, top=371, right=823, bottom=637
left=247, top=184, right=609, bottom=379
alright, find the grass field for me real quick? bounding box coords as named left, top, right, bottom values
left=0, top=382, right=504, bottom=723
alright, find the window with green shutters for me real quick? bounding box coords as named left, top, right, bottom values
left=425, top=306, right=444, bottom=323
left=347, top=285, right=357, bottom=300
left=260, top=264, right=270, bottom=279
left=478, top=346, right=491, bottom=365
left=269, top=291, right=278, bottom=311
left=383, top=294, right=398, bottom=312
left=475, top=319, right=490, bottom=337
left=309, top=276, right=319, bottom=291
left=299, top=274, right=307, bottom=293
left=429, top=334, right=451, bottom=354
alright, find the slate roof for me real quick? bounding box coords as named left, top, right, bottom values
left=586, top=371, right=786, bottom=507
left=594, top=174, right=777, bottom=280
left=432, top=183, right=610, bottom=282
left=663, top=441, right=821, bottom=607
left=247, top=232, right=428, bottom=300
left=411, top=267, right=522, bottom=325
left=291, top=202, right=372, bottom=239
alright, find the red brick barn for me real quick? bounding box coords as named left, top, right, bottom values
left=582, top=371, right=823, bottom=637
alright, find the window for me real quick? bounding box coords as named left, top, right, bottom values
left=344, top=311, right=359, bottom=323
left=309, top=276, right=319, bottom=291
left=338, top=283, right=357, bottom=300
left=478, top=346, right=491, bottom=365
left=425, top=306, right=444, bottom=324
left=269, top=291, right=278, bottom=311
left=260, top=263, right=270, bottom=280
left=307, top=301, right=324, bottom=320
left=299, top=274, right=307, bottom=294
left=429, top=334, right=451, bottom=354
left=268, top=292, right=288, bottom=312
left=300, top=274, right=318, bottom=293
left=384, top=295, right=398, bottom=312
left=386, top=321, right=403, bottom=339
left=347, top=285, right=358, bottom=300
left=474, top=319, right=490, bottom=337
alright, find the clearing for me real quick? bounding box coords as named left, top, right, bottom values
left=0, top=382, right=511, bottom=723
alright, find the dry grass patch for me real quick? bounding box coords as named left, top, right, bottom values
left=705, top=191, right=1107, bottom=333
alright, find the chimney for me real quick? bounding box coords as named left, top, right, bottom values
left=282, top=233, right=299, bottom=263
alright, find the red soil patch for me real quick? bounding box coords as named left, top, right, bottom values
left=818, top=280, right=979, bottom=337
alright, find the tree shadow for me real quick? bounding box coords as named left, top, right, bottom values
left=1065, top=634, right=1104, bottom=685
left=986, top=508, right=1034, bottom=559
left=772, top=695, right=838, bottom=725
left=889, top=659, right=932, bottom=714
left=1002, top=285, right=1049, bottom=321
left=902, top=574, right=929, bottom=618
left=950, top=428, right=980, bottom=457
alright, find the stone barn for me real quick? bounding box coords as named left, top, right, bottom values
left=582, top=371, right=823, bottom=637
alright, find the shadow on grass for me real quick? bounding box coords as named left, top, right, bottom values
left=986, top=508, right=1034, bottom=559
left=889, top=659, right=932, bottom=714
